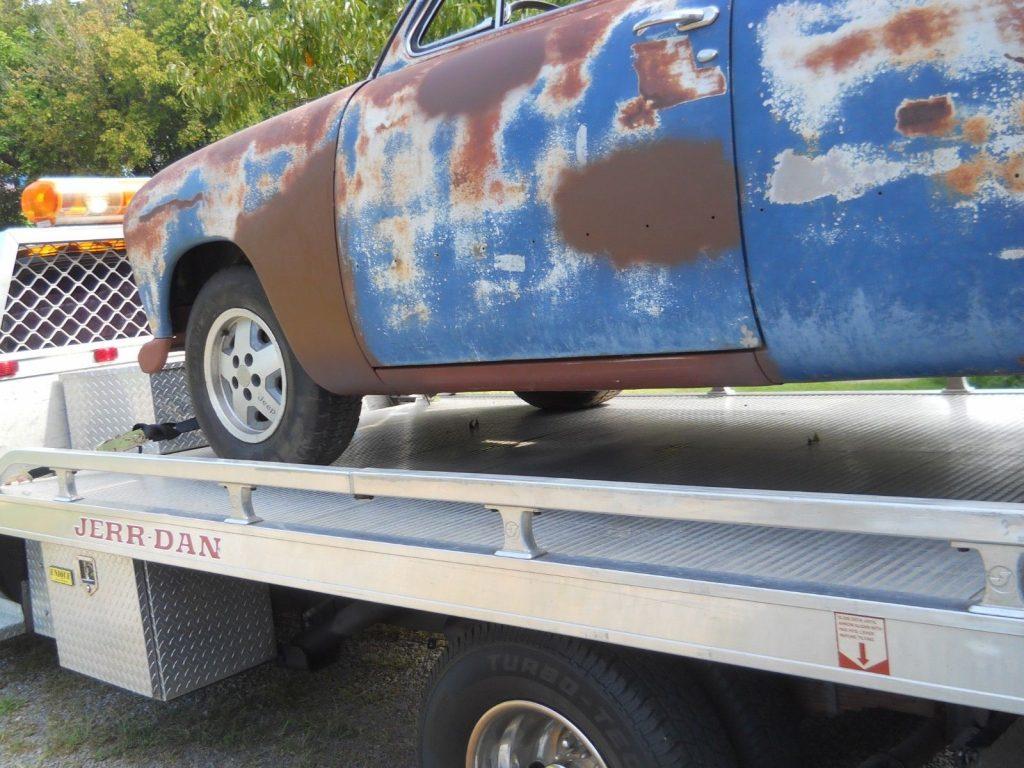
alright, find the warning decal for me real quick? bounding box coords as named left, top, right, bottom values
left=835, top=613, right=890, bottom=676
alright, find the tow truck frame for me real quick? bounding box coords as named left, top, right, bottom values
left=0, top=391, right=1022, bottom=761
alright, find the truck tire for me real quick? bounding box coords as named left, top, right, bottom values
left=419, top=623, right=737, bottom=768
left=0, top=535, right=27, bottom=604
left=691, top=662, right=804, bottom=768
left=515, top=390, right=620, bottom=411
left=186, top=266, right=361, bottom=464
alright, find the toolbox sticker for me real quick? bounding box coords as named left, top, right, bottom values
left=48, top=566, right=74, bottom=587
left=835, top=613, right=890, bottom=676
left=73, top=516, right=222, bottom=560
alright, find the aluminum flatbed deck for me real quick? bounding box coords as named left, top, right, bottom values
left=1, top=392, right=1023, bottom=714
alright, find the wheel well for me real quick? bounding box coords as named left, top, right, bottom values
left=167, top=241, right=251, bottom=334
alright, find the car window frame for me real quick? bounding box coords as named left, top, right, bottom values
left=406, top=0, right=503, bottom=56
left=404, top=0, right=593, bottom=58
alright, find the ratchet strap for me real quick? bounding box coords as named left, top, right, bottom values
left=2, top=418, right=202, bottom=486
left=95, top=417, right=201, bottom=453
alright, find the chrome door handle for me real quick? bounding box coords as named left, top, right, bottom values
left=633, top=5, right=719, bottom=36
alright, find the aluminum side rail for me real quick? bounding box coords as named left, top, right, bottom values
left=3, top=448, right=1024, bottom=614
left=1, top=446, right=1023, bottom=715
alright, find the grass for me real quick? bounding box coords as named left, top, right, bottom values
left=0, top=694, right=26, bottom=717
left=470, top=376, right=1022, bottom=398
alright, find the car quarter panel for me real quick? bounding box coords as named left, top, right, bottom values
left=124, top=86, right=381, bottom=393
left=734, top=0, right=1024, bottom=380
left=337, top=0, right=762, bottom=367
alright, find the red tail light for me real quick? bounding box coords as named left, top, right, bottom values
left=0, top=360, right=18, bottom=378
left=93, top=347, right=119, bottom=363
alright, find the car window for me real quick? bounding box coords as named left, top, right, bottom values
left=420, top=0, right=495, bottom=46
left=503, top=0, right=580, bottom=25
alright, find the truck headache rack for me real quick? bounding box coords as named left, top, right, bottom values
left=1, top=393, right=1023, bottom=715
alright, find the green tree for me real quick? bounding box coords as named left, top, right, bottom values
left=179, top=0, right=405, bottom=137
left=0, top=0, right=213, bottom=228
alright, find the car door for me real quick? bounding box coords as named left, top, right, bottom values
left=338, top=0, right=760, bottom=366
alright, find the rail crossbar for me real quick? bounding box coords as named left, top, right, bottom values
left=2, top=447, right=1023, bottom=615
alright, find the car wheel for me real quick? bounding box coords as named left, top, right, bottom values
left=419, top=623, right=737, bottom=768
left=185, top=266, right=361, bottom=464
left=515, top=390, right=620, bottom=411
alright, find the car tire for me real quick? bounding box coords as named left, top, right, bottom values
left=691, top=662, right=804, bottom=768
left=514, top=390, right=620, bottom=411
left=185, top=266, right=361, bottom=464
left=419, top=623, right=737, bottom=768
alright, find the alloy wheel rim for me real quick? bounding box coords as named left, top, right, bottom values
left=466, top=700, right=608, bottom=768
left=203, top=308, right=287, bottom=443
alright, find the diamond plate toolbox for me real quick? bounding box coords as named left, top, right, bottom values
left=60, top=360, right=206, bottom=454
left=41, top=543, right=275, bottom=699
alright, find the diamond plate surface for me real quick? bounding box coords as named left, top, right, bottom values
left=43, top=542, right=154, bottom=697
left=150, top=362, right=207, bottom=454
left=19, top=393, right=1023, bottom=611
left=60, top=366, right=156, bottom=451
left=40, top=542, right=273, bottom=700
left=25, top=539, right=53, bottom=637
left=141, top=563, right=274, bottom=699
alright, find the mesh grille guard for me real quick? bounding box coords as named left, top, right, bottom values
left=1, top=240, right=149, bottom=355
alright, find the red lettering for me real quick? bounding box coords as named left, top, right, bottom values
left=198, top=535, right=221, bottom=560
left=105, top=521, right=123, bottom=543
left=87, top=519, right=103, bottom=539
left=154, top=529, right=173, bottom=550
left=176, top=533, right=196, bottom=556
left=126, top=525, right=144, bottom=547
left=73, top=517, right=87, bottom=536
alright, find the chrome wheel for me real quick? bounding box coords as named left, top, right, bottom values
left=203, top=308, right=286, bottom=443
left=466, top=700, right=608, bottom=768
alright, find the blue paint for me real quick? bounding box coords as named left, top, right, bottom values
left=732, top=0, right=1024, bottom=380
left=339, top=0, right=762, bottom=367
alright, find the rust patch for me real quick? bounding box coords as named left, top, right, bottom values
left=895, top=95, right=955, bottom=136
left=138, top=337, right=173, bottom=373
left=996, top=0, right=1024, bottom=45
left=541, top=7, right=616, bottom=106
left=631, top=38, right=726, bottom=108
left=802, top=3, right=958, bottom=73
left=1001, top=154, right=1024, bottom=193
left=945, top=155, right=990, bottom=196
left=803, top=29, right=876, bottom=72
left=416, top=26, right=547, bottom=204
left=552, top=140, right=740, bottom=268
left=962, top=115, right=991, bottom=144
left=882, top=6, right=956, bottom=54
left=618, top=97, right=659, bottom=130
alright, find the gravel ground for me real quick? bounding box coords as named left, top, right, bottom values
left=0, top=627, right=959, bottom=768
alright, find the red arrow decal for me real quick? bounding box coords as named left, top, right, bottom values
left=858, top=642, right=869, bottom=666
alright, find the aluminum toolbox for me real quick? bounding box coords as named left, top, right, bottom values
left=40, top=542, right=274, bottom=699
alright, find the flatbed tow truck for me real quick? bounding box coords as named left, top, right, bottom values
left=0, top=390, right=1022, bottom=766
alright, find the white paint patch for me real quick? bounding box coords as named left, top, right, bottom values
left=494, top=253, right=526, bottom=272
left=739, top=324, right=760, bottom=348
left=575, top=124, right=588, bottom=165
left=473, top=278, right=521, bottom=306
left=759, top=0, right=1015, bottom=137
left=999, top=249, right=1024, bottom=260
left=768, top=144, right=961, bottom=203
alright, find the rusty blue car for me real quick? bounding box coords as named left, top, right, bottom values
left=125, top=0, right=1024, bottom=464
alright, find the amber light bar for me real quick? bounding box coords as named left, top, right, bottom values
left=21, top=177, right=149, bottom=226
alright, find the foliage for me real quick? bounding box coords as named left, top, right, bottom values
left=178, top=0, right=406, bottom=137
left=0, top=0, right=216, bottom=227
left=0, top=0, right=408, bottom=228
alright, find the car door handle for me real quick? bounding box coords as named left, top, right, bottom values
left=633, top=5, right=719, bottom=36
